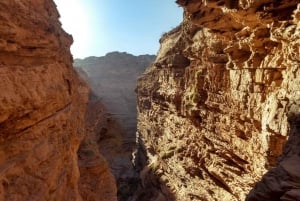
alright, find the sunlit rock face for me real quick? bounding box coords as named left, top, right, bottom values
left=136, top=0, right=300, bottom=200
left=0, top=0, right=117, bottom=201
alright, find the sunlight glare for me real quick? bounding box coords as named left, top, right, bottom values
left=54, top=0, right=92, bottom=58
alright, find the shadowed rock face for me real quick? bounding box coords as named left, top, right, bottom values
left=0, top=1, right=117, bottom=201
left=136, top=1, right=300, bottom=201
left=246, top=114, right=300, bottom=201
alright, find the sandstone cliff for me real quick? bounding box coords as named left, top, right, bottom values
left=136, top=1, right=300, bottom=200
left=0, top=0, right=116, bottom=200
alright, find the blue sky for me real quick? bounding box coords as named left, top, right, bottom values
left=54, top=0, right=183, bottom=58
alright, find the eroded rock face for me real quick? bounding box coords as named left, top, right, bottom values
left=136, top=1, right=300, bottom=200
left=0, top=0, right=117, bottom=200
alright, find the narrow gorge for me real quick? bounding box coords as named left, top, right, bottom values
left=74, top=52, right=155, bottom=200
left=1, top=0, right=300, bottom=201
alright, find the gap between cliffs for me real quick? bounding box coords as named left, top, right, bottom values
left=74, top=52, right=160, bottom=201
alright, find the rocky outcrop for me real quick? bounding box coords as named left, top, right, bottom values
left=0, top=0, right=116, bottom=201
left=136, top=1, right=300, bottom=200
left=74, top=52, right=155, bottom=200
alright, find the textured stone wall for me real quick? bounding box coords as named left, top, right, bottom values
left=0, top=1, right=117, bottom=201
left=136, top=1, right=300, bottom=200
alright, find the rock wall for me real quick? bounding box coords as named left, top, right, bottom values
left=0, top=0, right=117, bottom=201
left=136, top=1, right=300, bottom=200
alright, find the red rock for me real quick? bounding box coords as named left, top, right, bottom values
left=0, top=1, right=117, bottom=201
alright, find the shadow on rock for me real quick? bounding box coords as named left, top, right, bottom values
left=83, top=92, right=175, bottom=201
left=246, top=112, right=300, bottom=201
left=130, top=132, right=176, bottom=201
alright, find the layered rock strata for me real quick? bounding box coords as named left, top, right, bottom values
left=136, top=1, right=300, bottom=200
left=0, top=0, right=117, bottom=201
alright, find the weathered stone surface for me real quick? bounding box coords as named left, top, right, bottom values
left=0, top=1, right=117, bottom=201
left=136, top=1, right=300, bottom=200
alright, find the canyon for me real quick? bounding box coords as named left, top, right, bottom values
left=74, top=52, right=155, bottom=200
left=1, top=0, right=300, bottom=201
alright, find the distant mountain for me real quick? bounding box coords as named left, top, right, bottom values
left=74, top=52, right=155, bottom=138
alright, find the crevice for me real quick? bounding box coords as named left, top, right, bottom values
left=0, top=102, right=72, bottom=138
left=202, top=165, right=234, bottom=194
